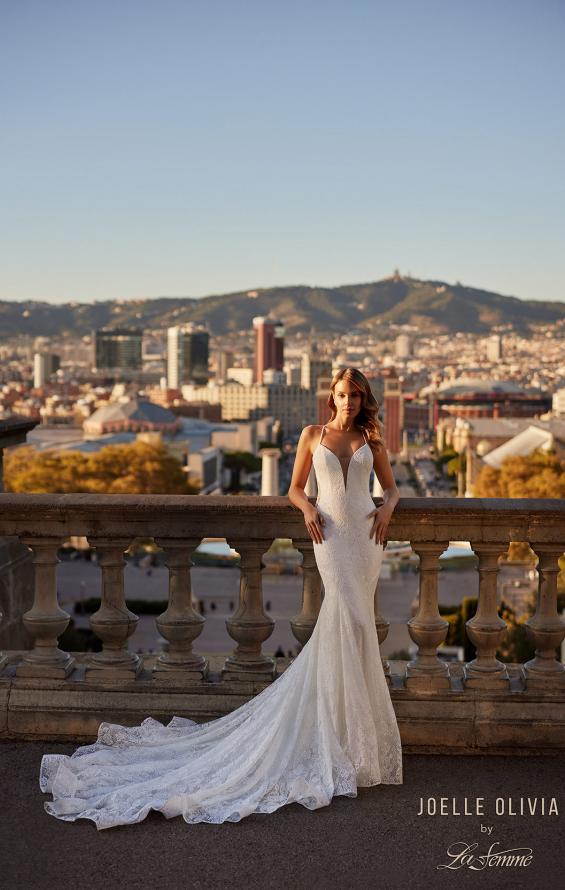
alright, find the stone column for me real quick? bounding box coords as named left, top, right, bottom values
left=260, top=448, right=282, bottom=496
left=16, top=537, right=75, bottom=678
left=405, top=542, right=450, bottom=689
left=84, top=538, right=142, bottom=679
left=522, top=545, right=565, bottom=688
left=464, top=543, right=509, bottom=688
left=223, top=541, right=276, bottom=680
left=291, top=539, right=322, bottom=645
left=0, top=601, right=8, bottom=672
left=153, top=537, right=208, bottom=679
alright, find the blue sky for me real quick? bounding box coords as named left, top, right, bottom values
left=1, top=0, right=563, bottom=304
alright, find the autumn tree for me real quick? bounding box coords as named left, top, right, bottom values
left=472, top=450, right=565, bottom=498
left=4, top=441, right=199, bottom=494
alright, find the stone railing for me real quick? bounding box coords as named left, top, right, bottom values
left=0, top=493, right=564, bottom=752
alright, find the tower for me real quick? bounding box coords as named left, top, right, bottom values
left=253, top=316, right=285, bottom=384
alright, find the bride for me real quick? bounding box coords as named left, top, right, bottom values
left=39, top=367, right=403, bottom=829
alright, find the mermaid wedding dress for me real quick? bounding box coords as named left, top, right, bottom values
left=39, top=424, right=403, bottom=829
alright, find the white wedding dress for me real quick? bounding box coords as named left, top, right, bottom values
left=39, top=424, right=403, bottom=829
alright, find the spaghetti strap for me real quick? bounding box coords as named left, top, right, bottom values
left=318, top=424, right=326, bottom=444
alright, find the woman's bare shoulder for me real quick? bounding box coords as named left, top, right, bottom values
left=298, top=425, right=323, bottom=453
left=300, top=424, right=324, bottom=438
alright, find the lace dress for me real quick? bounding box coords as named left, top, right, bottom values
left=39, top=424, right=403, bottom=829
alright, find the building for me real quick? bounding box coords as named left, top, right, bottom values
left=253, top=316, right=284, bottom=384
left=216, top=349, right=234, bottom=382
left=402, top=395, right=431, bottom=436
left=180, top=381, right=315, bottom=437
left=83, top=398, right=182, bottom=437
left=301, top=355, right=332, bottom=391
left=485, top=334, right=502, bottom=362
left=394, top=335, right=412, bottom=359
left=285, top=362, right=302, bottom=386
left=383, top=369, right=402, bottom=455
left=225, top=367, right=254, bottom=386
left=424, top=378, right=550, bottom=425
left=437, top=415, right=565, bottom=494
left=553, top=387, right=565, bottom=418
left=33, top=352, right=60, bottom=388
left=94, top=328, right=143, bottom=373
left=167, top=324, right=210, bottom=388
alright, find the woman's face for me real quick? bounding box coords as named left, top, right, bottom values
left=332, top=381, right=363, bottom=425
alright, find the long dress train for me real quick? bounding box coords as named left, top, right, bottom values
left=39, top=425, right=403, bottom=829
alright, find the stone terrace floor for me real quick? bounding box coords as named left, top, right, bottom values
left=2, top=742, right=563, bottom=890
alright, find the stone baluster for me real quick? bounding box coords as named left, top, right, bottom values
left=153, top=537, right=208, bottom=679
left=374, top=578, right=392, bottom=681
left=522, top=545, right=565, bottom=688
left=0, top=603, right=7, bottom=672
left=223, top=540, right=275, bottom=680
left=291, top=539, right=322, bottom=646
left=464, top=542, right=509, bottom=688
left=84, top=538, right=142, bottom=679
left=405, top=542, right=450, bottom=689
left=16, top=537, right=75, bottom=678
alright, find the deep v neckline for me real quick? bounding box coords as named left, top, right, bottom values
left=315, top=424, right=370, bottom=492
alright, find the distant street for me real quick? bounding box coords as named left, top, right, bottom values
left=57, top=557, right=483, bottom=659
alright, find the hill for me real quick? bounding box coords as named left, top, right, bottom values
left=0, top=276, right=563, bottom=339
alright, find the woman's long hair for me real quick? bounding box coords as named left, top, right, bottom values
left=325, top=367, right=385, bottom=453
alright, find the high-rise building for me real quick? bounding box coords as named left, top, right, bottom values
left=395, top=334, right=412, bottom=359
left=167, top=324, right=210, bottom=388
left=33, top=352, right=60, bottom=388
left=216, top=349, right=234, bottom=382
left=253, top=316, right=284, bottom=384
left=94, top=328, right=143, bottom=372
left=383, top=368, right=403, bottom=455
left=486, top=335, right=502, bottom=362
left=301, top=355, right=332, bottom=391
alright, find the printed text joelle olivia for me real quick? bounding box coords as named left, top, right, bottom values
left=417, top=796, right=558, bottom=816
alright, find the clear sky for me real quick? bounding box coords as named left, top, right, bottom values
left=1, top=0, right=563, bottom=305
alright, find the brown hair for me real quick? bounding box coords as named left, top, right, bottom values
left=325, top=367, right=385, bottom=453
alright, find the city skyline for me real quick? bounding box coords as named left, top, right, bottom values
left=1, top=0, right=564, bottom=305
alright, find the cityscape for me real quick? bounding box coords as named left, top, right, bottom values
left=1, top=0, right=564, bottom=879
left=1, top=271, right=564, bottom=661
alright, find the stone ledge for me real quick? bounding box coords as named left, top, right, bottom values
left=1, top=656, right=564, bottom=752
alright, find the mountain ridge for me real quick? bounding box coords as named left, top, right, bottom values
left=0, top=276, right=563, bottom=339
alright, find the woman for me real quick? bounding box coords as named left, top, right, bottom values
left=39, top=367, right=403, bottom=830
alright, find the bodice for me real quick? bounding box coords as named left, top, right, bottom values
left=312, top=439, right=374, bottom=516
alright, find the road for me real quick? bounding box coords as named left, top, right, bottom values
left=56, top=556, right=487, bottom=659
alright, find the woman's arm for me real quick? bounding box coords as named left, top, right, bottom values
left=287, top=425, right=316, bottom=512
left=287, top=425, right=325, bottom=543
left=373, top=445, right=400, bottom=509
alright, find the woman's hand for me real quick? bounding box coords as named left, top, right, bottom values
left=303, top=503, right=326, bottom=544
left=367, top=503, right=393, bottom=546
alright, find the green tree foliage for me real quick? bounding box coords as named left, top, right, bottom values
left=222, top=450, right=262, bottom=492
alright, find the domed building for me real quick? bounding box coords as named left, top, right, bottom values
left=83, top=397, right=181, bottom=437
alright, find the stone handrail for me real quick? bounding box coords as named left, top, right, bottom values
left=0, top=493, right=564, bottom=750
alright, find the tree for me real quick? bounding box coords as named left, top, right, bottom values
left=222, top=450, right=262, bottom=492
left=4, top=441, right=199, bottom=494
left=472, top=449, right=565, bottom=498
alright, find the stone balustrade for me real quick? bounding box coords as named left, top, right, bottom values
left=0, top=493, right=564, bottom=752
